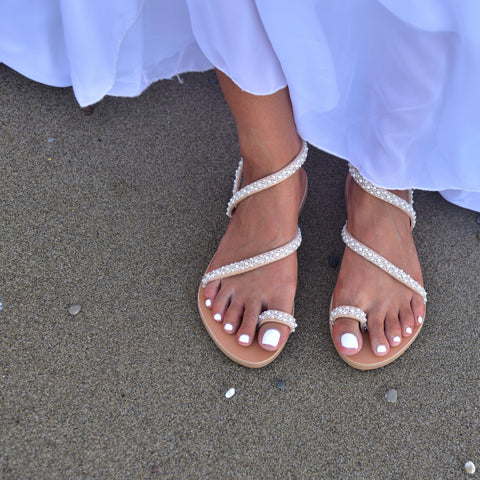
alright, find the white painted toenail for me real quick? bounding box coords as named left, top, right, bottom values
left=340, top=333, right=359, bottom=350
left=205, top=299, right=212, bottom=307
left=238, top=334, right=250, bottom=344
left=224, top=323, right=233, bottom=332
left=393, top=336, right=401, bottom=344
left=213, top=313, right=222, bottom=322
left=377, top=345, right=387, bottom=354
left=406, top=327, right=413, bottom=335
left=262, top=329, right=280, bottom=348
left=418, top=316, right=423, bottom=324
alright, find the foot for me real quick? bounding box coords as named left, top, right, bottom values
left=331, top=174, right=426, bottom=357
left=203, top=147, right=306, bottom=352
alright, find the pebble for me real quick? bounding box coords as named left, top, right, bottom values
left=329, top=254, right=339, bottom=268
left=276, top=380, right=286, bottom=390
left=208, top=77, right=219, bottom=85
left=68, top=305, right=81, bottom=316
left=225, top=388, right=235, bottom=399
left=47, top=138, right=54, bottom=143
left=0, top=301, right=3, bottom=311
left=476, top=214, right=480, bottom=224
left=465, top=461, right=476, bottom=474
left=385, top=389, right=397, bottom=403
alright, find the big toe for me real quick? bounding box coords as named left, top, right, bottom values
left=332, top=318, right=363, bottom=355
left=258, top=322, right=291, bottom=351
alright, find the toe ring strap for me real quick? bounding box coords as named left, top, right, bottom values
left=330, top=306, right=367, bottom=332
left=257, top=310, right=297, bottom=333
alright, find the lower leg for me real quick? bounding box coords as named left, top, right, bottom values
left=203, top=70, right=305, bottom=351
left=216, top=70, right=302, bottom=181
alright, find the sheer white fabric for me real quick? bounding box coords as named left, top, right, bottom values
left=0, top=0, right=211, bottom=106
left=1, top=0, right=479, bottom=210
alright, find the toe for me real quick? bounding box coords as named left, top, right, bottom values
left=222, top=301, right=244, bottom=335
left=204, top=280, right=221, bottom=308
left=399, top=306, right=415, bottom=337
left=256, top=287, right=296, bottom=351
left=411, top=294, right=426, bottom=326
left=366, top=313, right=389, bottom=356
left=332, top=318, right=363, bottom=355
left=258, top=322, right=291, bottom=351
left=210, top=283, right=232, bottom=324
left=384, top=313, right=402, bottom=347
left=236, top=304, right=262, bottom=346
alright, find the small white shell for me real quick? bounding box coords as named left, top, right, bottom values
left=465, top=462, right=476, bottom=474
left=68, top=305, right=81, bottom=316
left=225, top=388, right=235, bottom=399
left=385, top=389, right=397, bottom=403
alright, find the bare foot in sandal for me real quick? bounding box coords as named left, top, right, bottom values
left=198, top=141, right=307, bottom=367
left=197, top=70, right=310, bottom=367
left=330, top=165, right=426, bottom=369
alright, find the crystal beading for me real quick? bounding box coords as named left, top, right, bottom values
left=349, top=164, right=416, bottom=229
left=227, top=141, right=308, bottom=217
left=330, top=306, right=368, bottom=331
left=201, top=228, right=302, bottom=287
left=257, top=310, right=297, bottom=332
left=342, top=225, right=427, bottom=304
left=231, top=159, right=243, bottom=197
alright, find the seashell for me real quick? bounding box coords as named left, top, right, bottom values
left=465, top=462, right=476, bottom=474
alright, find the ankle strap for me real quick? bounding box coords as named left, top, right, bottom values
left=349, top=164, right=416, bottom=229
left=226, top=141, right=308, bottom=217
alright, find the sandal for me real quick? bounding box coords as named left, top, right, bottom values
left=329, top=164, right=427, bottom=370
left=197, top=141, right=308, bottom=368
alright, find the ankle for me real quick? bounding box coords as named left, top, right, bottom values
left=238, top=135, right=303, bottom=183
left=346, top=177, right=413, bottom=240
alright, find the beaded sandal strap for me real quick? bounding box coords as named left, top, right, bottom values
left=202, top=228, right=301, bottom=287
left=227, top=141, right=308, bottom=217
left=331, top=165, right=425, bottom=334
left=258, top=310, right=297, bottom=332
left=349, top=164, right=416, bottom=229
left=342, top=225, right=427, bottom=304
left=330, top=306, right=367, bottom=331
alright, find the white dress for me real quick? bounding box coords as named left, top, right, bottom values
left=1, top=0, right=479, bottom=211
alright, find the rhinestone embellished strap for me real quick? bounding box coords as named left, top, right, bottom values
left=342, top=225, right=427, bottom=304
left=226, top=141, right=308, bottom=217
left=349, top=164, right=416, bottom=229
left=330, top=306, right=367, bottom=332
left=257, top=310, right=297, bottom=332
left=201, top=227, right=302, bottom=287
left=231, top=158, right=243, bottom=198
